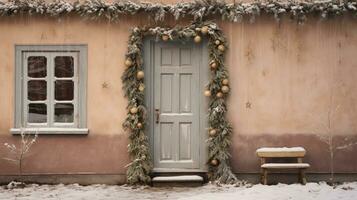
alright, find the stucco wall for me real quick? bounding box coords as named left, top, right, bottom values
left=0, top=5, right=357, bottom=179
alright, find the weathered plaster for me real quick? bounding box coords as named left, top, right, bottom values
left=0, top=10, right=357, bottom=176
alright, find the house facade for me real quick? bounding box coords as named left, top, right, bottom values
left=0, top=0, right=357, bottom=184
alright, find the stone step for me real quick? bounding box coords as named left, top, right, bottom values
left=152, top=175, right=204, bottom=187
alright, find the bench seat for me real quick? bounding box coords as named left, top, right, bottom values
left=261, top=163, right=310, bottom=169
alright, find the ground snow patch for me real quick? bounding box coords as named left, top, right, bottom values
left=0, top=182, right=356, bottom=200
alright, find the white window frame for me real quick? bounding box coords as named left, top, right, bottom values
left=11, top=45, right=88, bottom=135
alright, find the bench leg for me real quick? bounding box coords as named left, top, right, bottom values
left=262, top=169, right=268, bottom=185
left=299, top=169, right=307, bottom=185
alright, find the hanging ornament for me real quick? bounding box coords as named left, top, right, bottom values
left=215, top=40, right=221, bottom=45
left=125, top=58, right=133, bottom=67
left=137, top=122, right=143, bottom=128
left=201, top=26, right=209, bottom=34
left=210, top=61, right=217, bottom=70
left=137, top=71, right=145, bottom=80
left=130, top=107, right=138, bottom=114
left=209, top=129, right=217, bottom=137
left=138, top=83, right=145, bottom=92
left=216, top=92, right=223, bottom=98
left=194, top=35, right=202, bottom=43
left=218, top=44, right=225, bottom=52
left=162, top=34, right=169, bottom=41
left=195, top=27, right=201, bottom=32
left=211, top=159, right=219, bottom=166
left=221, top=85, right=230, bottom=93
left=130, top=115, right=136, bottom=120
left=222, top=79, right=229, bottom=85
left=204, top=90, right=211, bottom=97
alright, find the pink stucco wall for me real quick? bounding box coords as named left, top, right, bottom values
left=0, top=1, right=357, bottom=179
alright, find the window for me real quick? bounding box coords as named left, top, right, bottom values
left=11, top=45, right=88, bottom=134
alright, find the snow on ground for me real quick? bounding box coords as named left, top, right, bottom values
left=1, top=182, right=357, bottom=200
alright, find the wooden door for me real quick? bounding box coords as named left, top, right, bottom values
left=153, top=41, right=201, bottom=170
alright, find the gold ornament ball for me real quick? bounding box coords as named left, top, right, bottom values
left=222, top=79, right=229, bottom=85
left=124, top=58, right=132, bottom=67
left=204, top=90, right=211, bottom=97
left=130, top=107, right=138, bottom=114
left=136, top=71, right=145, bottom=80
left=215, top=40, right=221, bottom=45
left=137, top=122, right=143, bottom=128
left=201, top=26, right=209, bottom=34
left=194, top=35, right=202, bottom=43
left=210, top=61, right=217, bottom=69
left=218, top=44, right=225, bottom=52
left=216, top=92, right=223, bottom=98
left=211, top=159, right=219, bottom=166
left=138, top=84, right=145, bottom=92
left=221, top=85, right=230, bottom=93
left=209, top=129, right=217, bottom=137
left=162, top=34, right=170, bottom=41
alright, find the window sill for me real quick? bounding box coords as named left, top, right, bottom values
left=10, top=128, right=89, bottom=135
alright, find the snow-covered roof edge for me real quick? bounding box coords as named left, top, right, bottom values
left=0, top=0, right=356, bottom=23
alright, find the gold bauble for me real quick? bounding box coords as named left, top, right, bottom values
left=221, top=86, right=229, bottom=93
left=204, top=90, right=211, bottom=97
left=211, top=159, right=219, bottom=166
left=222, top=79, right=229, bottom=85
left=210, top=61, right=217, bottom=69
left=209, top=129, right=217, bottom=137
left=201, top=26, right=209, bottom=34
left=215, top=40, right=221, bottom=45
left=137, top=122, right=143, bottom=128
left=136, top=71, right=145, bottom=80
left=216, top=92, right=223, bottom=98
left=194, top=35, right=202, bottom=43
left=138, top=83, right=145, bottom=92
left=162, top=34, right=170, bottom=41
left=130, top=107, right=138, bottom=114
left=124, top=58, right=132, bottom=67
left=218, top=44, right=225, bottom=52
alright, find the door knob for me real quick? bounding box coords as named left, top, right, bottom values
left=155, top=109, right=160, bottom=124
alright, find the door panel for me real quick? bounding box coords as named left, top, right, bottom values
left=153, top=41, right=200, bottom=169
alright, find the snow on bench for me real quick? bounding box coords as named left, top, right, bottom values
left=261, top=163, right=310, bottom=169
left=256, top=147, right=306, bottom=158
left=256, top=147, right=310, bottom=185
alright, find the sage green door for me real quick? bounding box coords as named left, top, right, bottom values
left=153, top=41, right=202, bottom=170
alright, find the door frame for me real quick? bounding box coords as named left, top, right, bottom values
left=143, top=38, right=209, bottom=173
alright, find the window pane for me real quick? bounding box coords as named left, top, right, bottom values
left=55, top=56, right=74, bottom=77
left=28, top=80, right=46, bottom=101
left=55, top=103, right=74, bottom=123
left=55, top=80, right=74, bottom=100
left=28, top=103, right=47, bottom=123
left=28, top=56, right=47, bottom=78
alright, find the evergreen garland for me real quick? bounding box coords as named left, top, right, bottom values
left=0, top=0, right=356, bottom=23
left=122, top=21, right=237, bottom=185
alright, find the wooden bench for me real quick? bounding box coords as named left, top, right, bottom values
left=256, top=147, right=310, bottom=185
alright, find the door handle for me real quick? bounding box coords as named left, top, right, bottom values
left=155, top=109, right=160, bottom=124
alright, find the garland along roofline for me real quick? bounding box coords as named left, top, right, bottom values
left=122, top=21, right=236, bottom=185
left=0, top=0, right=356, bottom=23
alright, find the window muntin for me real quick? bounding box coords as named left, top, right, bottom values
left=23, top=52, right=78, bottom=128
